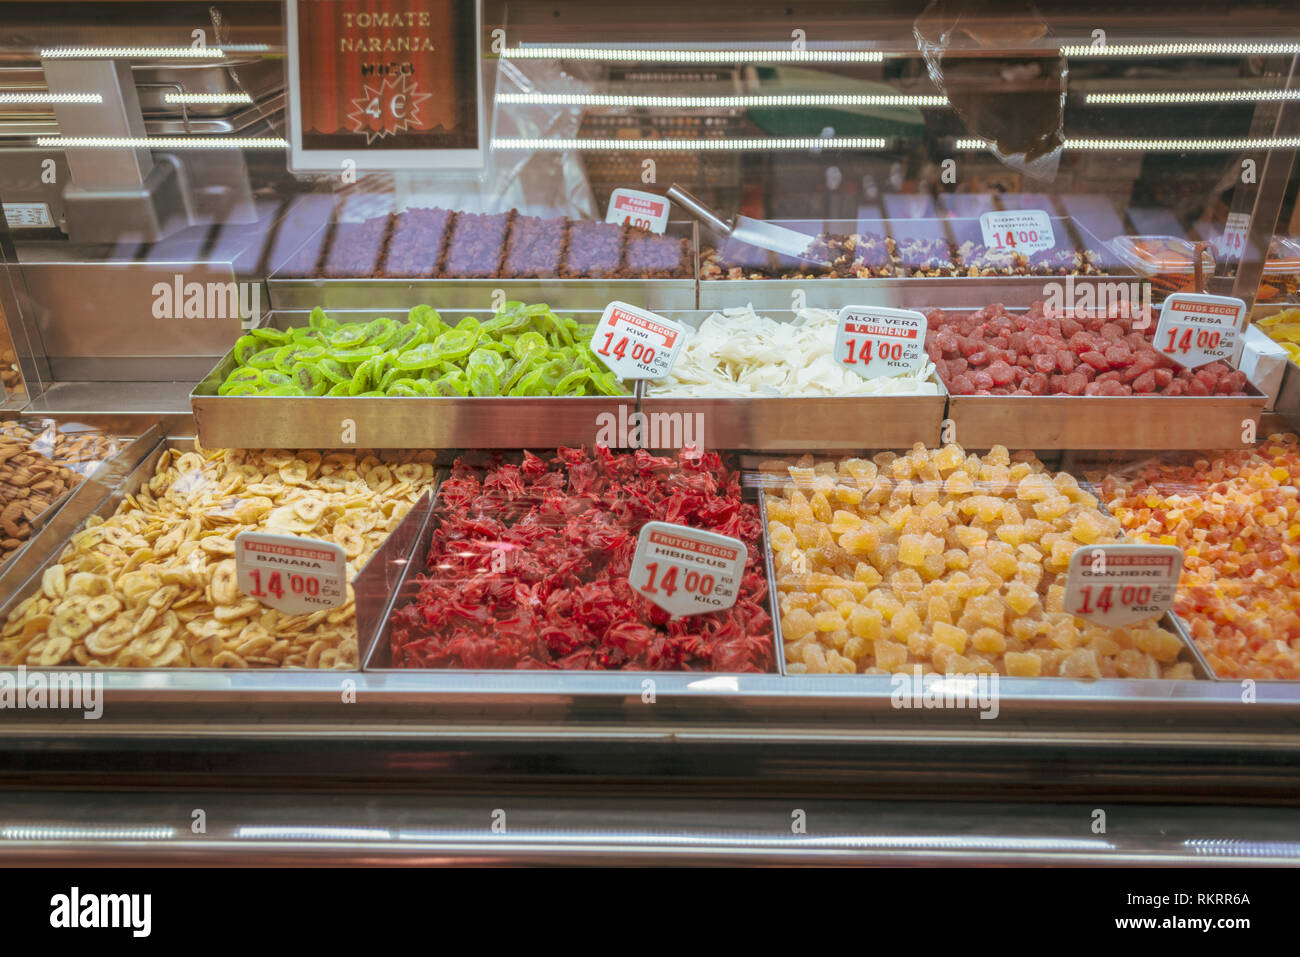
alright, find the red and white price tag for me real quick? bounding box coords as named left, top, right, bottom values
left=235, top=531, right=348, bottom=614
left=606, top=188, right=670, bottom=234
left=592, top=301, right=685, bottom=380
left=1216, top=211, right=1250, bottom=263
left=630, top=521, right=746, bottom=617
left=979, top=209, right=1055, bottom=254
left=1064, top=544, right=1182, bottom=628
left=1154, top=293, right=1244, bottom=370
left=833, top=305, right=927, bottom=379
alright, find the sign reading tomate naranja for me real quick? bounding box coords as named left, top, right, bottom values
left=285, top=0, right=485, bottom=170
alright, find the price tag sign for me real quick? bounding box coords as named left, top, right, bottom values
left=235, top=531, right=348, bottom=614
left=2, top=202, right=54, bottom=229
left=606, top=188, right=670, bottom=234
left=978, top=209, right=1055, bottom=254
left=630, top=521, right=746, bottom=617
left=1064, top=544, right=1182, bottom=628
left=592, top=301, right=685, bottom=380
left=1154, top=293, right=1244, bottom=369
left=1216, top=211, right=1250, bottom=264
left=833, top=305, right=927, bottom=379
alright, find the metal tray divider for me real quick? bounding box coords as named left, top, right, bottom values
left=756, top=478, right=787, bottom=676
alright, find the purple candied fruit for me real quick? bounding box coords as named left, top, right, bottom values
left=502, top=215, right=565, bottom=278
left=893, top=233, right=956, bottom=273
left=382, top=207, right=452, bottom=277
left=271, top=223, right=329, bottom=277
left=320, top=214, right=391, bottom=277
left=441, top=210, right=513, bottom=278
left=623, top=228, right=688, bottom=277
left=853, top=232, right=893, bottom=271
left=563, top=220, right=624, bottom=277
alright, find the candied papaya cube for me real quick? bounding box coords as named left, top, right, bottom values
left=1162, top=661, right=1195, bottom=680
left=849, top=607, right=884, bottom=640
left=953, top=525, right=988, bottom=550
left=1005, top=651, right=1043, bottom=677
left=827, top=650, right=857, bottom=674
left=945, top=472, right=976, bottom=495
left=813, top=611, right=843, bottom=632
left=1048, top=538, right=1077, bottom=568
left=1016, top=561, right=1043, bottom=590
left=986, top=445, right=1010, bottom=467
left=988, top=549, right=1019, bottom=579
left=899, top=533, right=927, bottom=566
left=921, top=554, right=948, bottom=581
left=829, top=509, right=862, bottom=534
left=801, top=643, right=830, bottom=672
left=793, top=522, right=820, bottom=548
left=996, top=524, right=1028, bottom=546
left=810, top=491, right=832, bottom=523
left=1060, top=648, right=1102, bottom=679
left=843, top=636, right=870, bottom=662
left=1135, top=628, right=1185, bottom=663
left=853, top=562, right=883, bottom=586
left=873, top=639, right=909, bottom=672
left=769, top=523, right=797, bottom=551
left=823, top=587, right=854, bottom=607
left=832, top=484, right=864, bottom=506
left=1033, top=496, right=1071, bottom=521
left=972, top=627, right=1007, bottom=654
left=944, top=548, right=971, bottom=570
left=970, top=594, right=1006, bottom=630
left=927, top=595, right=953, bottom=625
left=1005, top=580, right=1039, bottom=615
left=934, top=445, right=965, bottom=472
left=784, top=608, right=817, bottom=641
left=932, top=621, right=968, bottom=653
left=891, top=606, right=922, bottom=641
left=1001, top=502, right=1023, bottom=525
left=1070, top=512, right=1106, bottom=544
left=840, top=524, right=881, bottom=556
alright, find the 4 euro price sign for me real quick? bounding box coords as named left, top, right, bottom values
left=1154, top=293, right=1244, bottom=369
left=833, top=306, right=927, bottom=379
left=592, top=301, right=686, bottom=379
left=630, top=521, right=746, bottom=617
left=235, top=531, right=348, bottom=615
left=1063, top=544, right=1182, bottom=628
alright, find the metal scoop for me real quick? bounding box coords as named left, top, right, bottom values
left=666, top=184, right=831, bottom=268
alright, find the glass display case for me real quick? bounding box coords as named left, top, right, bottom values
left=1, top=0, right=1300, bottom=866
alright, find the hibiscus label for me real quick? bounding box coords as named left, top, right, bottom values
left=593, top=301, right=685, bottom=380
left=630, top=521, right=746, bottom=616
left=833, top=305, right=927, bottom=379
left=1154, top=293, right=1244, bottom=369
left=606, top=188, right=670, bottom=234
left=1064, top=544, right=1182, bottom=628
left=235, top=531, right=348, bottom=615
left=979, top=209, right=1055, bottom=254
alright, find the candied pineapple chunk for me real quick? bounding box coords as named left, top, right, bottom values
left=766, top=445, right=1192, bottom=680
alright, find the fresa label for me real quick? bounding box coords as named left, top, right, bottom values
left=629, top=521, right=746, bottom=617
left=606, top=188, right=670, bottom=234
left=1064, top=544, right=1182, bottom=629
left=1154, top=293, right=1244, bottom=370
left=592, top=301, right=685, bottom=380
left=235, top=531, right=348, bottom=614
left=979, top=209, right=1055, bottom=254
left=833, top=305, right=927, bottom=379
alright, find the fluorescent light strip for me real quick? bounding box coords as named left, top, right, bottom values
left=36, top=136, right=286, bottom=149
left=1061, top=42, right=1300, bottom=57
left=0, top=92, right=103, bottom=104
left=41, top=46, right=225, bottom=59
left=1086, top=90, right=1300, bottom=105
left=163, top=92, right=253, bottom=104
left=3, top=826, right=175, bottom=840
left=497, top=92, right=947, bottom=107
left=499, top=47, right=881, bottom=63
left=494, top=136, right=887, bottom=151
left=957, top=136, right=1300, bottom=151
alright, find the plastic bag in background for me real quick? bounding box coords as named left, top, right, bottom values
left=914, top=0, right=1065, bottom=182
left=387, top=57, right=602, bottom=218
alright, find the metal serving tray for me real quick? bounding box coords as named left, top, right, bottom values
left=266, top=220, right=699, bottom=312
left=754, top=462, right=1213, bottom=681
left=364, top=452, right=782, bottom=674
left=0, top=433, right=437, bottom=673
left=642, top=309, right=947, bottom=450
left=189, top=309, right=642, bottom=450
left=945, top=388, right=1267, bottom=451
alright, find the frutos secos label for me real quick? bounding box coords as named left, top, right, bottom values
left=833, top=305, right=927, bottom=379
left=629, top=521, right=746, bottom=616
left=592, top=301, right=685, bottom=379
left=235, top=531, right=348, bottom=614
left=1063, top=544, right=1182, bottom=628
left=1154, top=293, right=1244, bottom=370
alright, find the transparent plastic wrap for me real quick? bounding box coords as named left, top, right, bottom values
left=760, top=444, right=1199, bottom=679
left=0, top=444, right=437, bottom=669
left=1088, top=434, right=1300, bottom=681
left=0, top=419, right=124, bottom=479
left=914, top=0, right=1065, bottom=182
left=647, top=306, right=940, bottom=398
left=385, top=447, right=777, bottom=672
left=925, top=301, right=1250, bottom=397
left=213, top=302, right=630, bottom=398
left=0, top=426, right=90, bottom=569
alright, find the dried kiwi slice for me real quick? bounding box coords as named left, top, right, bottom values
left=394, top=342, right=440, bottom=371
left=326, top=381, right=351, bottom=396
left=433, top=328, right=479, bottom=361
left=291, top=364, right=330, bottom=396
left=218, top=367, right=263, bottom=395
left=466, top=348, right=506, bottom=376
left=512, top=332, right=548, bottom=362
left=309, top=306, right=339, bottom=332
left=329, top=324, right=369, bottom=348
left=553, top=368, right=590, bottom=394
left=247, top=346, right=281, bottom=370
left=261, top=370, right=293, bottom=389
left=232, top=334, right=261, bottom=366
left=389, top=322, right=426, bottom=354
left=467, top=365, right=501, bottom=397
left=317, top=358, right=351, bottom=384
left=432, top=373, right=469, bottom=397
left=250, top=326, right=291, bottom=345
left=330, top=344, right=382, bottom=364
left=360, top=317, right=400, bottom=350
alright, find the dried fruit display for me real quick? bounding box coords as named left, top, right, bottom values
left=647, top=306, right=939, bottom=397
left=925, top=301, right=1250, bottom=396
left=0, top=445, right=435, bottom=669
left=381, top=207, right=452, bottom=277
left=1255, top=308, right=1300, bottom=365
left=0, top=420, right=121, bottom=477
left=322, top=216, right=391, bottom=278
left=764, top=444, right=1196, bottom=679
left=0, top=434, right=83, bottom=566
left=217, top=301, right=628, bottom=397
left=1096, top=435, right=1300, bottom=680
left=389, top=447, right=775, bottom=671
